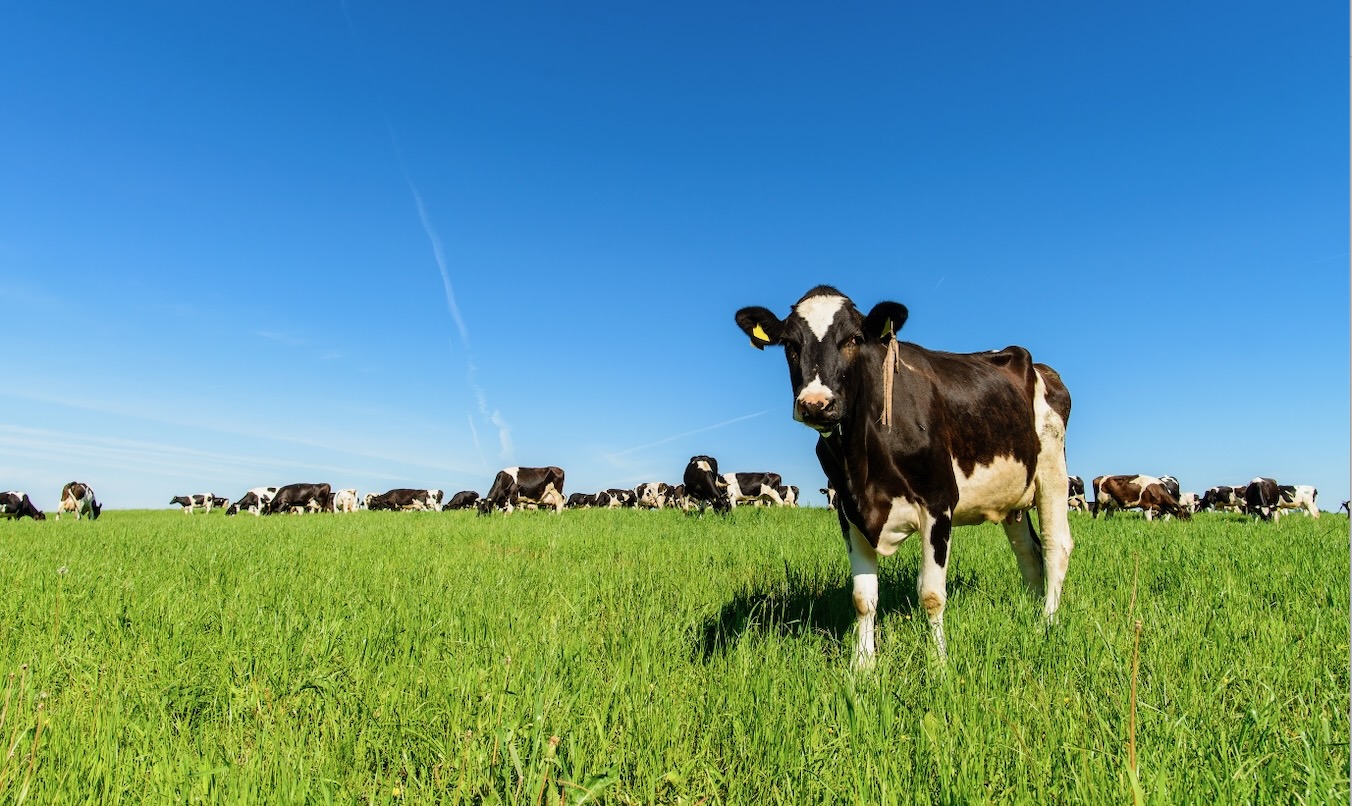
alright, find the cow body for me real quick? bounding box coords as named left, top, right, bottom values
left=1276, top=485, right=1318, bottom=518
left=170, top=494, right=218, bottom=514
left=57, top=482, right=101, bottom=520
left=477, top=467, right=565, bottom=514
left=737, top=286, right=1072, bottom=666
left=227, top=487, right=277, bottom=516
left=1067, top=476, right=1089, bottom=512
left=0, top=492, right=45, bottom=520
left=1092, top=475, right=1189, bottom=520
left=334, top=489, right=360, bottom=513
left=1198, top=486, right=1243, bottom=513
left=365, top=488, right=442, bottom=512
left=1245, top=477, right=1282, bottom=521
left=682, top=456, right=729, bottom=514
left=597, top=488, right=637, bottom=509
left=722, top=472, right=785, bottom=508
left=445, top=491, right=481, bottom=510
left=265, top=483, right=332, bottom=515
left=636, top=482, right=672, bottom=509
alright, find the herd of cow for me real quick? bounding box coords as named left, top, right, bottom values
left=1071, top=474, right=1327, bottom=522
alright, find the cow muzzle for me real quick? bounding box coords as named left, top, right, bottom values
left=794, top=393, right=840, bottom=431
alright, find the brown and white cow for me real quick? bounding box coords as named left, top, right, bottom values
left=1092, top=475, right=1190, bottom=521
left=736, top=285, right=1072, bottom=667
left=477, top=467, right=565, bottom=514
left=444, top=490, right=481, bottom=510
left=0, top=492, right=46, bottom=521
left=57, top=482, right=102, bottom=520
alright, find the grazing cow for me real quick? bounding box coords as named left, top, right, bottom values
left=1245, top=477, right=1282, bottom=521
left=169, top=494, right=218, bottom=514
left=736, top=286, right=1073, bottom=666
left=667, top=484, right=689, bottom=511
left=636, top=482, right=673, bottom=510
left=445, top=491, right=481, bottom=510
left=226, top=487, right=278, bottom=517
left=265, top=483, right=332, bottom=515
left=723, top=472, right=785, bottom=508
left=682, top=456, right=730, bottom=514
left=1092, top=475, right=1189, bottom=521
left=1275, top=485, right=1319, bottom=519
left=477, top=467, right=565, bottom=515
left=1198, top=485, right=1243, bottom=514
left=820, top=486, right=838, bottom=511
left=334, top=489, right=360, bottom=513
left=0, top=492, right=45, bottom=521
left=1158, top=475, right=1181, bottom=500
left=57, top=482, right=102, bottom=520
left=1067, top=476, right=1088, bottom=512
left=365, top=488, right=443, bottom=512
left=1177, top=491, right=1199, bottom=514
left=597, top=488, right=637, bottom=509
left=565, top=492, right=598, bottom=509
left=776, top=485, right=800, bottom=507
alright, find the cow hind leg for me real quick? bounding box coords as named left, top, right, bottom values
left=1002, top=511, right=1045, bottom=600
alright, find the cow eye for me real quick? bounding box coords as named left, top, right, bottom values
left=841, top=334, right=864, bottom=349
left=783, top=341, right=800, bottom=361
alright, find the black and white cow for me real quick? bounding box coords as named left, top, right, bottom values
left=170, top=494, right=218, bottom=514
left=1198, top=485, right=1243, bottom=513
left=1245, top=477, right=1282, bottom=521
left=820, top=486, right=838, bottom=511
left=364, top=488, right=443, bottom=512
left=1092, top=475, right=1189, bottom=520
left=444, top=491, right=481, bottom=510
left=722, top=472, right=785, bottom=508
left=57, top=482, right=102, bottom=520
left=226, top=486, right=278, bottom=516
left=597, top=488, right=637, bottom=509
left=1157, top=475, right=1181, bottom=501
left=265, top=483, right=332, bottom=515
left=1276, top=485, right=1319, bottom=519
left=477, top=467, right=565, bottom=515
left=736, top=286, right=1073, bottom=666
left=0, top=492, right=45, bottom=520
left=1341, top=500, right=1350, bottom=516
left=333, top=489, right=360, bottom=513
left=776, top=485, right=800, bottom=507
left=565, top=492, right=598, bottom=509
left=682, top=456, right=730, bottom=514
left=1067, top=475, right=1088, bottom=512
left=635, top=482, right=672, bottom=510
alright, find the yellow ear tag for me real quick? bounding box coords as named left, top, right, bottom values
left=751, top=324, right=770, bottom=343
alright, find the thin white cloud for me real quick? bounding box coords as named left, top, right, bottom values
left=604, top=410, right=773, bottom=459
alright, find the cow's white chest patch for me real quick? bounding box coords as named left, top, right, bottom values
left=795, top=295, right=846, bottom=340
left=951, top=455, right=1035, bottom=525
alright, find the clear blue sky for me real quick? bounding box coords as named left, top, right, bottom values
left=2, top=3, right=1346, bottom=511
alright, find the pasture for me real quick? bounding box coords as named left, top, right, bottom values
left=0, top=508, right=1346, bottom=803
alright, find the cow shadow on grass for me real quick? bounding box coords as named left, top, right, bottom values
left=693, top=563, right=977, bottom=661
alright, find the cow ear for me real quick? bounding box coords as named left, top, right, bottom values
left=863, top=301, right=908, bottom=343
left=735, top=306, right=783, bottom=350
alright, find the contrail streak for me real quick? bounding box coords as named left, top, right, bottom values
left=410, top=183, right=470, bottom=348
left=605, top=410, right=772, bottom=459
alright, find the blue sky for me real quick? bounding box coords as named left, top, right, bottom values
left=2, top=3, right=1346, bottom=511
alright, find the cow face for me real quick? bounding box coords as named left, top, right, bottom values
left=736, top=286, right=908, bottom=433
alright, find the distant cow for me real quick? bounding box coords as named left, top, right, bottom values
left=444, top=491, right=481, bottom=510
left=776, top=485, right=800, bottom=507
left=1158, top=475, right=1181, bottom=500
left=1198, top=486, right=1243, bottom=514
left=1177, top=491, right=1199, bottom=514
left=735, top=285, right=1073, bottom=666
left=0, top=492, right=45, bottom=521
left=820, top=486, right=837, bottom=511
left=57, top=482, right=101, bottom=520
left=334, top=489, right=360, bottom=513
left=170, top=494, right=218, bottom=514
left=265, top=483, right=332, bottom=515
left=1067, top=476, right=1088, bottom=512
left=597, top=488, right=637, bottom=509
left=1276, top=485, right=1319, bottom=519
left=682, top=455, right=729, bottom=514
left=226, top=487, right=278, bottom=517
left=565, top=492, right=598, bottom=509
left=477, top=467, right=565, bottom=515
left=1245, top=477, right=1282, bottom=521
left=636, top=482, right=672, bottom=509
left=1092, top=475, right=1189, bottom=521
left=723, top=472, right=785, bottom=508
left=365, top=488, right=442, bottom=512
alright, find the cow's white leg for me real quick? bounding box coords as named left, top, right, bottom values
left=1001, top=511, right=1045, bottom=600
left=847, top=525, right=879, bottom=669
left=1144, top=509, right=1154, bottom=522
left=917, top=514, right=951, bottom=663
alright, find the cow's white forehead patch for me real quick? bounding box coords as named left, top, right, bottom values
left=794, top=295, right=846, bottom=340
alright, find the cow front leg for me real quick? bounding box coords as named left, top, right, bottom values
left=846, top=525, right=879, bottom=669
left=918, top=513, right=952, bottom=662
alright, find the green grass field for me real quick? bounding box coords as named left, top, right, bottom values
left=0, top=508, right=1346, bottom=804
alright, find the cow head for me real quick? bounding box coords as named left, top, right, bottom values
left=736, top=286, right=908, bottom=433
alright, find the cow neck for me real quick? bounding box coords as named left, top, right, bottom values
left=816, top=343, right=896, bottom=540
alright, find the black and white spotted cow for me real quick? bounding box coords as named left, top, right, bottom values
left=364, top=488, right=443, bottom=512
left=170, top=493, right=219, bottom=514
left=1067, top=475, right=1088, bottom=512
left=0, top=492, right=45, bottom=520
left=722, top=472, right=785, bottom=508
left=820, top=486, right=838, bottom=511
left=226, top=486, right=278, bottom=516
left=1275, top=485, right=1319, bottom=519
left=596, top=488, right=637, bottom=509
left=1244, top=477, right=1282, bottom=521
left=565, top=492, right=597, bottom=509
left=736, top=285, right=1073, bottom=666
left=57, top=482, right=102, bottom=520
left=1158, top=475, right=1181, bottom=501
left=635, top=482, right=672, bottom=510
left=444, top=490, right=481, bottom=510
left=1198, top=485, right=1243, bottom=513
left=682, top=456, right=730, bottom=514
left=775, top=485, right=800, bottom=507
left=264, top=483, right=332, bottom=515
left=477, top=467, right=565, bottom=515
left=1092, top=475, right=1189, bottom=521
